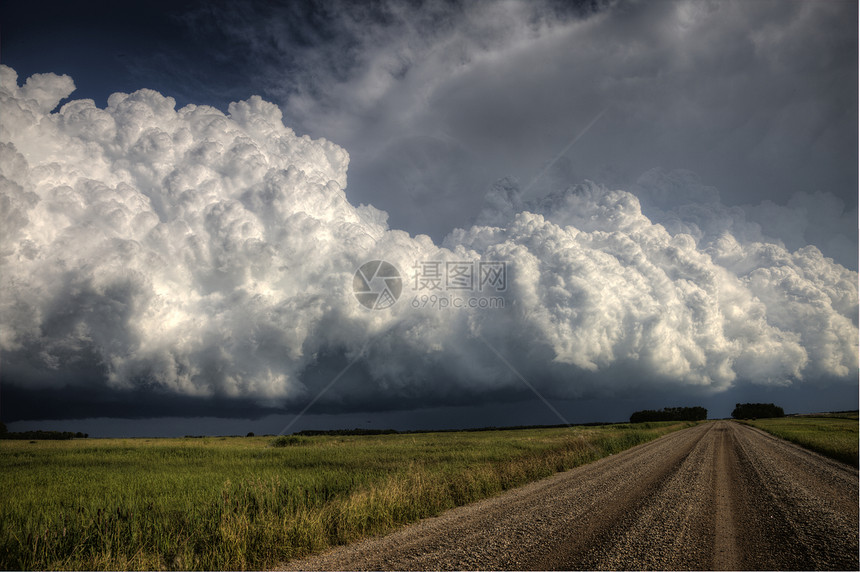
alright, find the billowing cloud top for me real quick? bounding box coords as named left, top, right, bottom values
left=0, top=66, right=856, bottom=416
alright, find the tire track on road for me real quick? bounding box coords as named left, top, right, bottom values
left=711, top=423, right=738, bottom=571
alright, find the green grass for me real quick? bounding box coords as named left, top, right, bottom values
left=741, top=415, right=859, bottom=467
left=0, top=421, right=693, bottom=570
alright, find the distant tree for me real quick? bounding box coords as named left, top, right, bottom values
left=630, top=406, right=707, bottom=423
left=0, top=422, right=6, bottom=435
left=630, top=409, right=659, bottom=423
left=731, top=403, right=785, bottom=419
left=246, top=431, right=255, bottom=437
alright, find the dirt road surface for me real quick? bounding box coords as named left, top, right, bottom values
left=281, top=421, right=858, bottom=570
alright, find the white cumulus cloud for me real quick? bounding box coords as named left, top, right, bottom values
left=0, top=66, right=856, bottom=415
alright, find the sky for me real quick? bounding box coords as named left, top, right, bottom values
left=1, top=0, right=857, bottom=437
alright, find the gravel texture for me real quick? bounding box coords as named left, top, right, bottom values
left=280, top=421, right=859, bottom=570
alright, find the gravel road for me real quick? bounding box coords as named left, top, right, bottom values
left=281, top=421, right=858, bottom=570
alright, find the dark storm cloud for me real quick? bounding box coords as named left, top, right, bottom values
left=1, top=383, right=280, bottom=422
left=0, top=0, right=223, bottom=109
left=0, top=352, right=528, bottom=422
left=3, top=0, right=855, bottom=263
left=184, top=0, right=856, bottom=265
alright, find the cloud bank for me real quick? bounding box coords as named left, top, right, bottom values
left=186, top=0, right=856, bottom=262
left=0, top=65, right=856, bottom=419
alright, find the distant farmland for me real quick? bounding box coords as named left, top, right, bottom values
left=740, top=413, right=859, bottom=467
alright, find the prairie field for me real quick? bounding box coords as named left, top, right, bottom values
left=0, top=422, right=691, bottom=570
left=741, top=413, right=858, bottom=467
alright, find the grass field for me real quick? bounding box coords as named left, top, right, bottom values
left=741, top=413, right=858, bottom=467
left=0, top=421, right=692, bottom=570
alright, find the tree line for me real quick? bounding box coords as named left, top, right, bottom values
left=731, top=402, right=785, bottom=419
left=629, top=406, right=707, bottom=423
left=0, top=422, right=88, bottom=440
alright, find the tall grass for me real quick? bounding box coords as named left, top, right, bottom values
left=741, top=416, right=858, bottom=467
left=0, top=422, right=691, bottom=570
